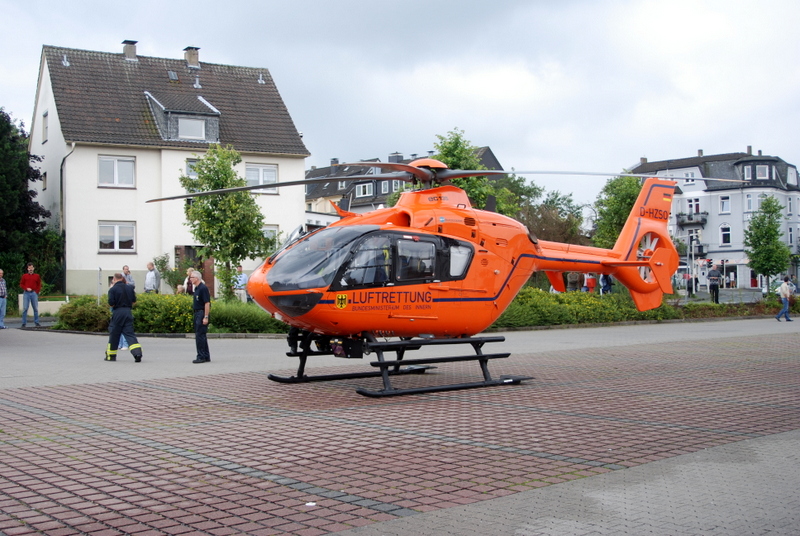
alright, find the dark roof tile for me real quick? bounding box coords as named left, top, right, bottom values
left=42, top=45, right=309, bottom=156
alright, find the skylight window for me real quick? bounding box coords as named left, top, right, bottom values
left=168, top=70, right=178, bottom=81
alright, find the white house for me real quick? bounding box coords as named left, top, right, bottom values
left=630, top=148, right=799, bottom=290
left=28, top=41, right=309, bottom=295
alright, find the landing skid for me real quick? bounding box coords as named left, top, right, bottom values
left=268, top=330, right=531, bottom=397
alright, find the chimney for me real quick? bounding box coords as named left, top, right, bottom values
left=640, top=157, right=648, bottom=165
left=184, top=46, right=201, bottom=69
left=758, top=150, right=762, bottom=156
left=747, top=145, right=752, bottom=155
left=331, top=158, right=339, bottom=167
left=697, top=149, right=703, bottom=157
left=122, top=40, right=138, bottom=61
left=388, top=152, right=403, bottom=163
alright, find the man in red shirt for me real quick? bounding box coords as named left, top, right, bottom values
left=19, top=263, right=42, bottom=328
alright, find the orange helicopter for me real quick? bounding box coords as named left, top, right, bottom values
left=150, top=159, right=679, bottom=396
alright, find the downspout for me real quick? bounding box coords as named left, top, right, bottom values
left=59, top=142, right=76, bottom=292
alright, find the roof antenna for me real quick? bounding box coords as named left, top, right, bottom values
left=62, top=54, right=70, bottom=67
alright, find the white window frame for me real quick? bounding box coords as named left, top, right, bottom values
left=744, top=166, right=752, bottom=180
left=789, top=227, right=794, bottom=246
left=758, top=193, right=768, bottom=209
left=719, top=195, right=730, bottom=214
left=393, top=180, right=402, bottom=192
left=688, top=198, right=700, bottom=214
left=683, top=172, right=695, bottom=184
left=381, top=181, right=389, bottom=194
left=99, top=221, right=136, bottom=252
left=789, top=197, right=793, bottom=215
left=355, top=183, right=373, bottom=197
left=42, top=111, right=48, bottom=143
left=338, top=181, right=347, bottom=190
left=745, top=194, right=753, bottom=211
left=720, top=225, right=731, bottom=245
left=178, top=117, right=205, bottom=140
left=246, top=163, right=278, bottom=194
left=262, top=224, right=279, bottom=240
left=756, top=165, right=769, bottom=180
left=98, top=156, right=135, bottom=188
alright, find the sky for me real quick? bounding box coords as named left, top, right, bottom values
left=2, top=0, right=799, bottom=206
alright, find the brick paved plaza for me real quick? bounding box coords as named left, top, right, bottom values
left=0, top=320, right=798, bottom=535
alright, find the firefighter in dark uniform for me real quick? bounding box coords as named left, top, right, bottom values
left=106, top=272, right=143, bottom=362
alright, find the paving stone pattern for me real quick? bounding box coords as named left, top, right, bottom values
left=0, top=332, right=798, bottom=535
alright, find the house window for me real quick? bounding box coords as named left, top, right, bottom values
left=99, top=221, right=136, bottom=252
left=42, top=172, right=47, bottom=191
left=756, top=165, right=769, bottom=179
left=338, top=181, right=346, bottom=190
left=178, top=118, right=205, bottom=140
left=789, top=227, right=795, bottom=246
left=42, top=111, right=48, bottom=143
left=720, top=225, right=731, bottom=245
left=355, top=183, right=373, bottom=197
left=683, top=172, right=695, bottom=184
left=745, top=194, right=753, bottom=211
left=719, top=195, right=730, bottom=214
left=393, top=180, right=402, bottom=192
left=789, top=197, right=793, bottom=215
left=688, top=198, right=700, bottom=214
left=99, top=156, right=135, bottom=187
left=262, top=225, right=279, bottom=245
left=246, top=164, right=278, bottom=194
left=381, top=181, right=389, bottom=194
left=744, top=166, right=752, bottom=180
left=758, top=193, right=768, bottom=209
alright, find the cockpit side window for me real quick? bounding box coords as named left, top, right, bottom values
left=396, top=240, right=436, bottom=281
left=338, top=235, right=393, bottom=287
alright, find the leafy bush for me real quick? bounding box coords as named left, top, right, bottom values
left=207, top=300, right=291, bottom=334
left=132, top=293, right=195, bottom=333
left=493, top=287, right=681, bottom=329
left=54, top=295, right=110, bottom=332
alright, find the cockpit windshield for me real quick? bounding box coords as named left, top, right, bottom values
left=267, top=225, right=379, bottom=291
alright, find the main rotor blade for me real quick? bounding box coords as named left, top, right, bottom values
left=340, top=162, right=434, bottom=181
left=511, top=170, right=748, bottom=183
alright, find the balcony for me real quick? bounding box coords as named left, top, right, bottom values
left=676, top=211, right=708, bottom=227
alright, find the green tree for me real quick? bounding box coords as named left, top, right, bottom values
left=744, top=195, right=791, bottom=290
left=519, top=190, right=587, bottom=244
left=592, top=175, right=642, bottom=249
left=0, top=109, right=50, bottom=253
left=179, top=144, right=275, bottom=301
left=433, top=128, right=494, bottom=209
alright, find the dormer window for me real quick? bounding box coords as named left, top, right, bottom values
left=178, top=118, right=205, bottom=140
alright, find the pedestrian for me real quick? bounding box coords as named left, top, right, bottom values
left=119, top=266, right=135, bottom=350
left=122, top=265, right=135, bottom=288
left=775, top=276, right=793, bottom=322
left=0, top=268, right=8, bottom=329
left=234, top=265, right=248, bottom=302
left=707, top=265, right=722, bottom=304
left=19, top=263, right=41, bottom=328
left=106, top=273, right=143, bottom=361
left=144, top=262, right=161, bottom=293
left=182, top=267, right=195, bottom=296
left=190, top=270, right=211, bottom=363
left=599, top=273, right=614, bottom=295
left=566, top=272, right=580, bottom=292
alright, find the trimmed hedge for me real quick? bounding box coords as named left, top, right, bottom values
left=54, top=294, right=290, bottom=334
left=53, top=287, right=793, bottom=334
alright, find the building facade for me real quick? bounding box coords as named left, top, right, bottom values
left=631, top=149, right=799, bottom=290
left=304, top=148, right=503, bottom=229
left=29, top=41, right=308, bottom=294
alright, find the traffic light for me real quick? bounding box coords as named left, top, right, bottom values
left=706, top=259, right=713, bottom=268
